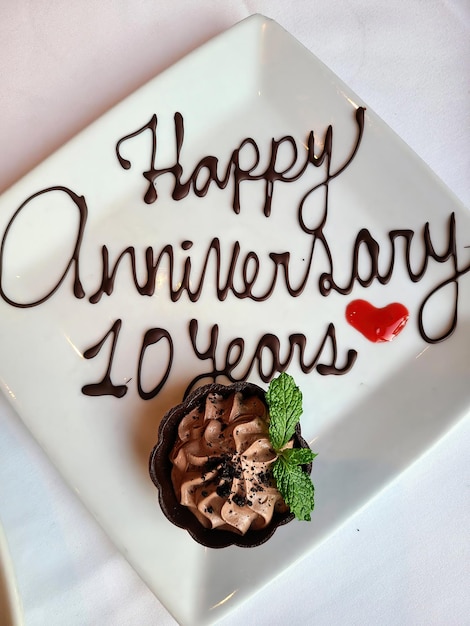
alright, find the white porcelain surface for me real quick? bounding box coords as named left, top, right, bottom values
left=0, top=14, right=469, bottom=626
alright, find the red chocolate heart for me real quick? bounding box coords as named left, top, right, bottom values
left=345, top=299, right=409, bottom=343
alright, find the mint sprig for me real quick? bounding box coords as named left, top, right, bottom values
left=266, top=372, right=317, bottom=521
left=267, top=372, right=303, bottom=450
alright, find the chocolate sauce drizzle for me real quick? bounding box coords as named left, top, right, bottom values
left=0, top=108, right=468, bottom=399
left=183, top=319, right=357, bottom=398
left=0, top=186, right=87, bottom=307
left=116, top=110, right=337, bottom=217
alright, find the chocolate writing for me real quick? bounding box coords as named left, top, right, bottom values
left=0, top=186, right=87, bottom=307
left=116, top=111, right=336, bottom=216
left=0, top=108, right=468, bottom=399
left=78, top=318, right=357, bottom=400
left=184, top=319, right=358, bottom=398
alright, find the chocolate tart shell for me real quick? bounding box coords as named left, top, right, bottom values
left=149, top=381, right=312, bottom=549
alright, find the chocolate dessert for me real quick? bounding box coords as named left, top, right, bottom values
left=149, top=380, right=313, bottom=548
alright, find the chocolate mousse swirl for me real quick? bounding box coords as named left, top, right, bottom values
left=150, top=382, right=311, bottom=548
left=171, top=391, right=289, bottom=535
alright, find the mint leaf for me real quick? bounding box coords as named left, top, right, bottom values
left=281, top=448, right=317, bottom=466
left=273, top=457, right=315, bottom=521
left=266, top=372, right=303, bottom=451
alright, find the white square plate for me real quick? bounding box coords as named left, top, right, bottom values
left=0, top=14, right=469, bottom=626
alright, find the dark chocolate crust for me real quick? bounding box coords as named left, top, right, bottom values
left=149, top=381, right=312, bottom=548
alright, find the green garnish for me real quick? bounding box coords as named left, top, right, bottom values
left=266, top=372, right=317, bottom=521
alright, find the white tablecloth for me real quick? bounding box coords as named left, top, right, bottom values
left=0, top=2, right=469, bottom=624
